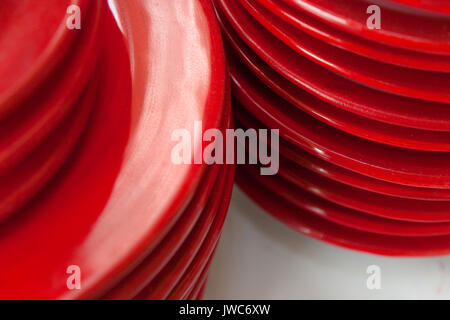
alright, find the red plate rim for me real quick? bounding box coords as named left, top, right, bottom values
left=227, top=0, right=450, bottom=103
left=0, top=1, right=102, bottom=176
left=372, top=0, right=450, bottom=16
left=236, top=168, right=450, bottom=257
left=250, top=0, right=450, bottom=72
left=229, top=52, right=450, bottom=152
left=242, top=163, right=450, bottom=237
left=234, top=108, right=450, bottom=201
left=232, top=72, right=450, bottom=189
left=135, top=161, right=234, bottom=300
left=0, top=0, right=91, bottom=119
left=215, top=0, right=450, bottom=132
left=102, top=94, right=232, bottom=299
left=0, top=71, right=98, bottom=224
left=282, top=0, right=450, bottom=55
left=0, top=0, right=226, bottom=299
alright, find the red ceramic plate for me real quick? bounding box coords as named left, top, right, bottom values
left=134, top=162, right=234, bottom=300
left=184, top=258, right=212, bottom=300
left=236, top=168, right=450, bottom=257
left=0, top=1, right=102, bottom=176
left=249, top=0, right=450, bottom=72
left=232, top=72, right=450, bottom=189
left=215, top=2, right=450, bottom=132
left=134, top=161, right=234, bottom=300
left=102, top=162, right=221, bottom=299
left=183, top=253, right=213, bottom=300
left=102, top=96, right=231, bottom=299
left=0, top=0, right=225, bottom=299
left=197, top=282, right=208, bottom=300
left=282, top=0, right=450, bottom=55
left=243, top=164, right=450, bottom=237
left=230, top=52, right=450, bottom=152
left=168, top=246, right=218, bottom=300
left=0, top=74, right=97, bottom=223
left=275, top=160, right=450, bottom=223
left=235, top=109, right=450, bottom=201
left=254, top=116, right=450, bottom=201
left=103, top=163, right=221, bottom=299
left=224, top=0, right=450, bottom=103
left=233, top=129, right=450, bottom=222
left=186, top=259, right=211, bottom=300
left=385, top=0, right=450, bottom=15
left=0, top=0, right=90, bottom=119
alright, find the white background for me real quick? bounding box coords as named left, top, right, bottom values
left=205, top=188, right=450, bottom=299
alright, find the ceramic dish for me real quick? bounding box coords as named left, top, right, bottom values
left=135, top=162, right=234, bottom=300
left=168, top=247, right=218, bottom=300
left=242, top=162, right=450, bottom=237
left=103, top=96, right=231, bottom=299
left=102, top=163, right=220, bottom=299
left=0, top=1, right=102, bottom=175
left=385, top=0, right=450, bottom=15
left=215, top=2, right=450, bottom=132
left=249, top=0, right=450, bottom=72
left=0, top=73, right=97, bottom=223
left=184, top=258, right=212, bottom=300
left=0, top=0, right=226, bottom=299
left=235, top=105, right=450, bottom=201
left=236, top=168, right=450, bottom=257
left=282, top=0, right=450, bottom=55
left=223, top=0, right=450, bottom=103
left=232, top=77, right=450, bottom=189
left=0, top=0, right=90, bottom=119
left=230, top=52, right=450, bottom=152
left=196, top=282, right=208, bottom=300
left=251, top=116, right=450, bottom=201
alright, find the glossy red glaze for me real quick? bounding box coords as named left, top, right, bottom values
left=134, top=162, right=234, bottom=300
left=230, top=52, right=450, bottom=152
left=232, top=76, right=450, bottom=189
left=197, top=282, right=208, bottom=300
left=242, top=162, right=450, bottom=237
left=268, top=160, right=450, bottom=223
left=236, top=105, right=450, bottom=230
left=225, top=0, right=450, bottom=103
left=0, top=0, right=227, bottom=299
left=0, top=0, right=90, bottom=119
left=0, top=10, right=131, bottom=299
left=235, top=108, right=450, bottom=221
left=0, top=1, right=102, bottom=176
left=215, top=1, right=450, bottom=132
left=185, top=263, right=211, bottom=300
left=258, top=118, right=450, bottom=202
left=385, top=0, right=450, bottom=15
left=169, top=247, right=218, bottom=300
left=282, top=0, right=450, bottom=55
left=236, top=169, right=450, bottom=257
left=183, top=254, right=213, bottom=300
left=218, top=0, right=450, bottom=256
left=235, top=108, right=450, bottom=202
left=102, top=163, right=221, bottom=299
left=103, top=96, right=231, bottom=299
left=251, top=0, right=450, bottom=72
left=0, top=72, right=97, bottom=223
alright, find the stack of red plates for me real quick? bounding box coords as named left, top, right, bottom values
left=213, top=0, right=450, bottom=256
left=0, top=0, right=233, bottom=299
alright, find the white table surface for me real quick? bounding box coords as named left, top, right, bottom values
left=204, top=187, right=450, bottom=300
